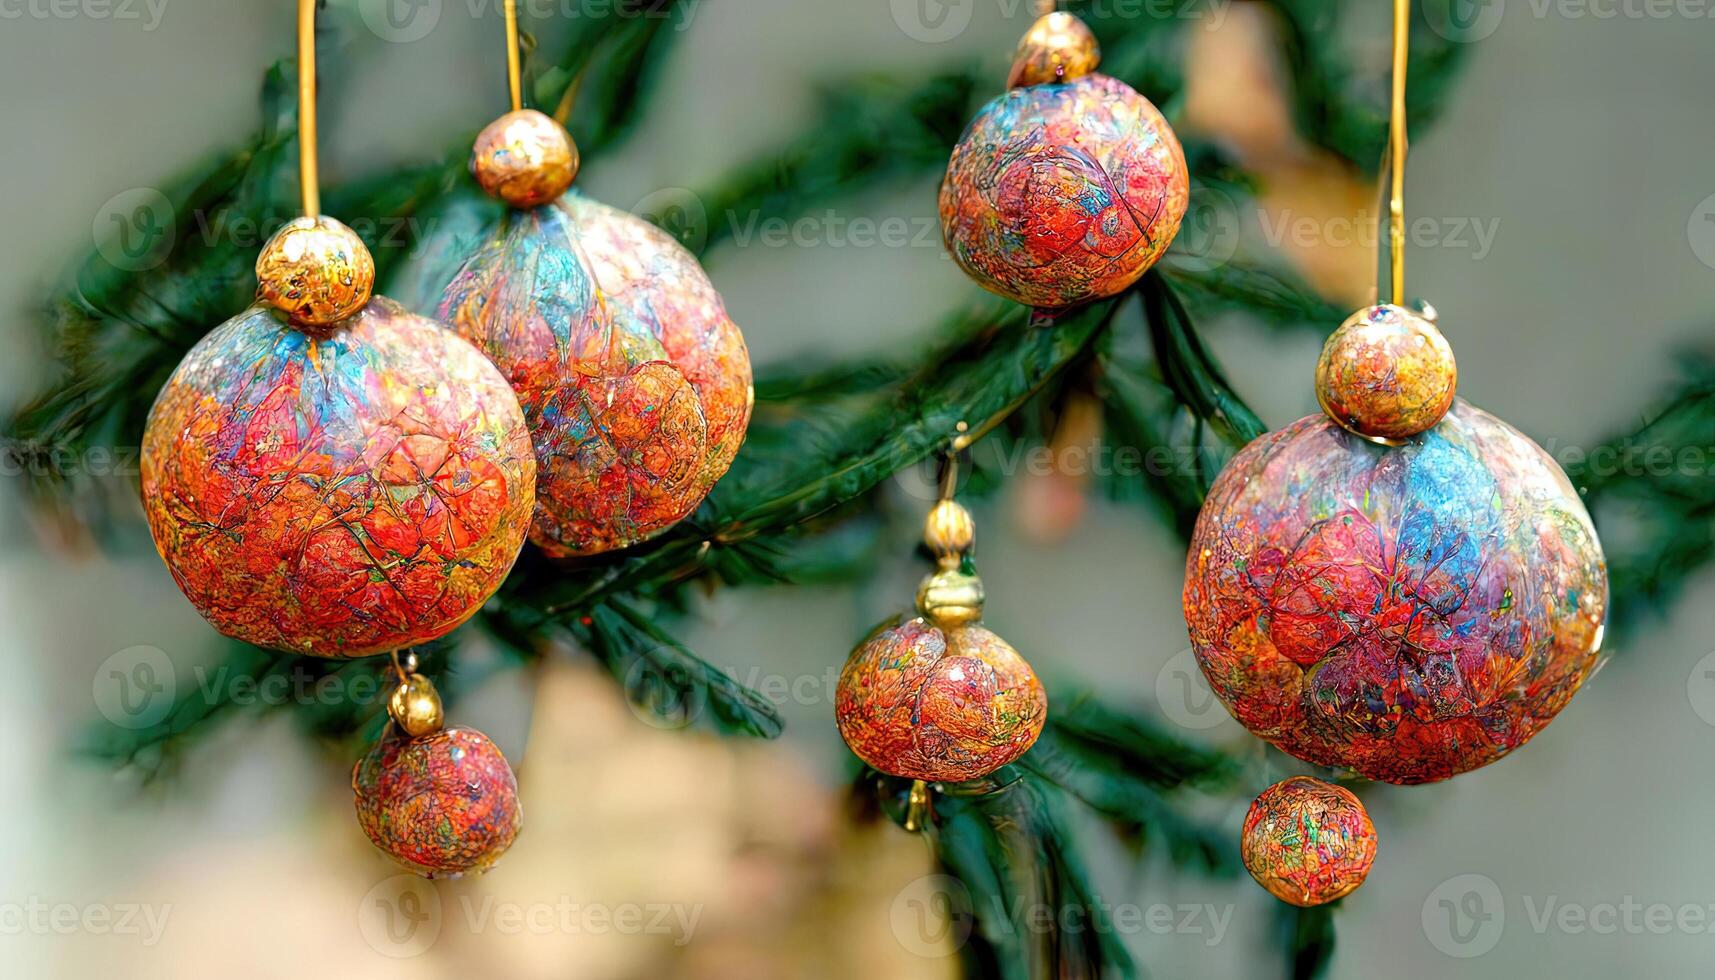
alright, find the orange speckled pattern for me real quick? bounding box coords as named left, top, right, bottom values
left=139, top=298, right=535, bottom=657
left=353, top=725, right=521, bottom=877
left=940, top=73, right=1188, bottom=309
left=835, top=616, right=1047, bottom=782
left=431, top=192, right=752, bottom=557
left=1241, top=776, right=1376, bottom=907
left=1316, top=305, right=1457, bottom=440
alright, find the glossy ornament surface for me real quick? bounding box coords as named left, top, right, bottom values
left=254, top=215, right=375, bottom=327
left=428, top=192, right=752, bottom=557
left=940, top=72, right=1188, bottom=308
left=470, top=109, right=579, bottom=210
left=1183, top=400, right=1607, bottom=784
left=836, top=616, right=1047, bottom=782
left=1241, top=776, right=1377, bottom=907
left=1316, top=305, right=1457, bottom=440
left=1007, top=11, right=1100, bottom=88
left=140, top=298, right=536, bottom=656
left=353, top=724, right=522, bottom=877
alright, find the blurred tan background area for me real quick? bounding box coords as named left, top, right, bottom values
left=4, top=1, right=1715, bottom=978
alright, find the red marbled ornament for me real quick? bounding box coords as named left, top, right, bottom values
left=939, top=72, right=1188, bottom=308
left=140, top=298, right=535, bottom=657
left=423, top=193, right=752, bottom=557
left=836, top=616, right=1047, bottom=782
left=1241, top=776, right=1376, bottom=907
left=1183, top=401, right=1608, bottom=784
left=353, top=725, right=522, bottom=877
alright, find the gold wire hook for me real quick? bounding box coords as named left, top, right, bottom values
left=504, top=0, right=524, bottom=112
left=296, top=0, right=319, bottom=217
left=935, top=450, right=958, bottom=503
left=1385, top=0, right=1410, bottom=306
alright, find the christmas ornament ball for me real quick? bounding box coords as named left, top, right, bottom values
left=140, top=298, right=536, bottom=656
left=1316, top=304, right=1457, bottom=440
left=254, top=215, right=375, bottom=327
left=429, top=192, right=752, bottom=556
left=1183, top=400, right=1607, bottom=784
left=1241, top=776, right=1377, bottom=907
left=353, top=725, right=522, bottom=877
left=836, top=615, right=1046, bottom=782
left=470, top=108, right=579, bottom=209
left=939, top=72, right=1188, bottom=308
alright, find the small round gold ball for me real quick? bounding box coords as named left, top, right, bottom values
left=255, top=216, right=375, bottom=327
left=471, top=109, right=579, bottom=209
left=388, top=673, right=445, bottom=738
left=916, top=568, right=986, bottom=627
left=1008, top=12, right=1102, bottom=88
left=924, top=500, right=975, bottom=564
left=1315, top=304, right=1457, bottom=441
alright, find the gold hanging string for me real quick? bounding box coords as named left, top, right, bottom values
left=1386, top=0, right=1410, bottom=306
left=296, top=0, right=319, bottom=217
left=504, top=0, right=524, bottom=111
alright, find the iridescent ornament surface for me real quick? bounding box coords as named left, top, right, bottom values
left=470, top=109, right=579, bottom=209
left=353, top=725, right=522, bottom=877
left=1183, top=400, right=1607, bottom=784
left=836, top=616, right=1046, bottom=782
left=254, top=215, right=375, bottom=327
left=424, top=192, right=752, bottom=557
left=1316, top=304, right=1457, bottom=440
left=939, top=73, right=1188, bottom=308
left=1241, top=776, right=1377, bottom=907
left=140, top=298, right=536, bottom=656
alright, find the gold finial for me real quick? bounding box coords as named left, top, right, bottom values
left=1008, top=11, right=1101, bottom=89
left=385, top=654, right=444, bottom=738
left=255, top=216, right=375, bottom=327
left=924, top=499, right=975, bottom=569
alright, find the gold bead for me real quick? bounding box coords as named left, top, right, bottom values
left=924, top=500, right=975, bottom=567
left=1315, top=304, right=1457, bottom=441
left=255, top=216, right=375, bottom=327
left=916, top=568, right=985, bottom=627
left=1008, top=12, right=1101, bottom=89
left=471, top=109, right=579, bottom=209
left=388, top=673, right=444, bottom=738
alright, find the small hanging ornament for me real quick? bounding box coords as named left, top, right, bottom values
left=403, top=3, right=752, bottom=557
left=139, top=1, right=535, bottom=657
left=836, top=492, right=1048, bottom=788
left=1181, top=0, right=1607, bottom=785
left=1241, top=776, right=1377, bottom=907
left=939, top=7, right=1188, bottom=309
left=353, top=653, right=523, bottom=877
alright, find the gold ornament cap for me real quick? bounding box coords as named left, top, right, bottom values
left=255, top=215, right=375, bottom=328
left=471, top=108, right=580, bottom=209
left=1314, top=303, right=1457, bottom=442
left=916, top=568, right=985, bottom=627
left=388, top=673, right=445, bottom=738
left=924, top=499, right=975, bottom=569
left=1008, top=12, right=1101, bottom=88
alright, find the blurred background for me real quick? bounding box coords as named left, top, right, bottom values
left=3, top=0, right=1715, bottom=977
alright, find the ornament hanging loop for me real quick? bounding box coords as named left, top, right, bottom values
left=1384, top=0, right=1410, bottom=307
left=503, top=0, right=524, bottom=112
left=296, top=0, right=320, bottom=218
left=903, top=779, right=933, bottom=832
